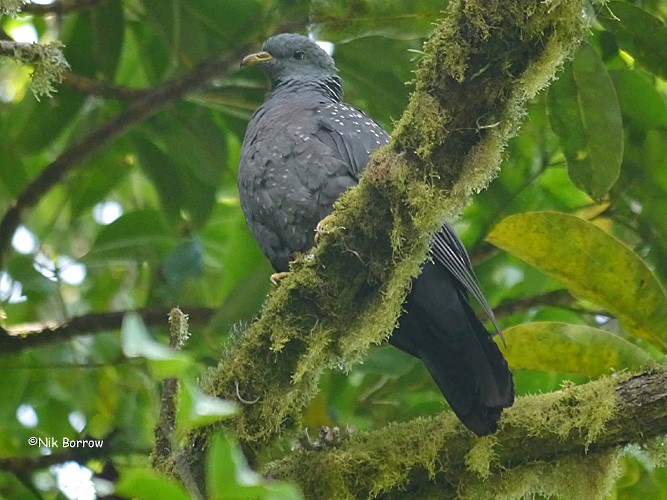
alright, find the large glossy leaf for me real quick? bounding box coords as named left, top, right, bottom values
left=548, top=43, right=623, bottom=200
left=487, top=211, right=667, bottom=350
left=161, top=237, right=205, bottom=290
left=67, top=140, right=132, bottom=218
left=5, top=87, right=84, bottom=154
left=335, top=36, right=415, bottom=127
left=60, top=2, right=125, bottom=80
left=498, top=322, right=657, bottom=376
left=598, top=2, right=667, bottom=79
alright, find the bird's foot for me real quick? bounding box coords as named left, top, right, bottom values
left=270, top=272, right=290, bottom=286
left=294, top=426, right=355, bottom=451
left=315, top=214, right=345, bottom=244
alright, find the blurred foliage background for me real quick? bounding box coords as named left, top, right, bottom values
left=0, top=0, right=666, bottom=498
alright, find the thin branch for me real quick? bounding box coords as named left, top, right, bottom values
left=62, top=71, right=149, bottom=100
left=0, top=436, right=148, bottom=473
left=266, top=370, right=667, bottom=498
left=153, top=308, right=203, bottom=499
left=0, top=306, right=216, bottom=353
left=493, top=290, right=575, bottom=317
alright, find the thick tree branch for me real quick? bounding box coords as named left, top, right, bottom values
left=266, top=370, right=667, bottom=498
left=177, top=0, right=591, bottom=480
left=0, top=306, right=216, bottom=353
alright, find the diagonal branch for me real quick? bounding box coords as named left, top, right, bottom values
left=174, top=0, right=591, bottom=481
left=62, top=71, right=149, bottom=100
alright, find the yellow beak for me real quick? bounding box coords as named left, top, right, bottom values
left=241, top=51, right=273, bottom=67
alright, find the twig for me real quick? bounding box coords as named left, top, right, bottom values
left=62, top=71, right=149, bottom=100
left=152, top=308, right=204, bottom=499
left=0, top=306, right=216, bottom=353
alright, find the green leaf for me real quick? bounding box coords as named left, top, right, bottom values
left=176, top=379, right=238, bottom=437
left=61, top=3, right=125, bottom=80
left=84, top=209, right=170, bottom=263
left=598, top=2, right=667, bottom=79
left=115, top=469, right=190, bottom=500
left=0, top=471, right=40, bottom=500
left=68, top=142, right=131, bottom=218
left=206, top=433, right=303, bottom=500
left=548, top=42, right=623, bottom=200
left=487, top=211, right=667, bottom=351
left=499, top=322, right=657, bottom=376
left=610, top=69, right=667, bottom=131
left=121, top=313, right=192, bottom=378
left=161, top=237, right=205, bottom=290
left=133, top=105, right=226, bottom=227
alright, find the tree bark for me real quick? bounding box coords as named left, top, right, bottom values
left=265, top=370, right=667, bottom=498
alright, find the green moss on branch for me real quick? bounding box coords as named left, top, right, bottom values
left=182, top=0, right=590, bottom=478
left=265, top=371, right=667, bottom=499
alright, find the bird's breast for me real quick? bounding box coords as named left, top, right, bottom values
left=238, top=99, right=353, bottom=270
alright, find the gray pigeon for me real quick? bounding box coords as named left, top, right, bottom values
left=238, top=33, right=514, bottom=435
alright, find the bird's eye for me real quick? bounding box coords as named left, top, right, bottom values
left=294, top=50, right=305, bottom=60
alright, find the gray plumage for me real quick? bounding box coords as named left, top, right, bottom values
left=238, top=33, right=514, bottom=435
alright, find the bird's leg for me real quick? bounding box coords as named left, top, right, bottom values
left=270, top=272, right=290, bottom=286
left=314, top=213, right=345, bottom=245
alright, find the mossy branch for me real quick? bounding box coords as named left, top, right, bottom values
left=265, top=370, right=667, bottom=499
left=182, top=0, right=590, bottom=475
left=0, top=40, right=69, bottom=99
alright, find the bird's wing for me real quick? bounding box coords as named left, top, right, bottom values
left=431, top=226, right=503, bottom=338
left=314, top=102, right=390, bottom=180
left=314, top=101, right=501, bottom=338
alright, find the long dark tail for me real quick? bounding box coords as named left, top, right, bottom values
left=391, top=261, right=514, bottom=435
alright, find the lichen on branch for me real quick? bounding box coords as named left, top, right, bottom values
left=0, top=40, right=70, bottom=99
left=0, top=0, right=25, bottom=16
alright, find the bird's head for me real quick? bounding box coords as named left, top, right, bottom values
left=241, top=33, right=339, bottom=89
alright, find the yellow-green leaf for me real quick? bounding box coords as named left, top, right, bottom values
left=488, top=211, right=667, bottom=350
left=498, top=322, right=657, bottom=376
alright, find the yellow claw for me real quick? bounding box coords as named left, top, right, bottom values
left=270, top=272, right=290, bottom=286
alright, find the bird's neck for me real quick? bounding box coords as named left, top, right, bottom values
left=270, top=75, right=343, bottom=102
